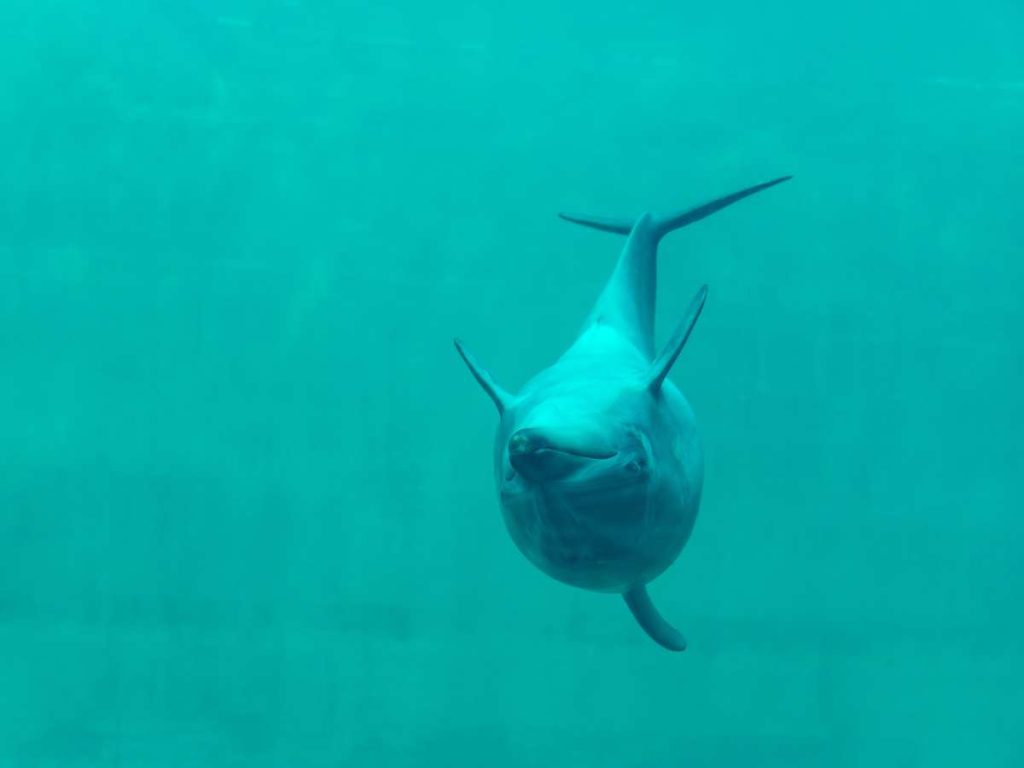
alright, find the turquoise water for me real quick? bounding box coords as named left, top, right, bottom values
left=2, top=1, right=1022, bottom=765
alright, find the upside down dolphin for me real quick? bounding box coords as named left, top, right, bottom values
left=455, top=176, right=790, bottom=651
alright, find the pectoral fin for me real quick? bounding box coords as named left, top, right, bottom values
left=454, top=338, right=512, bottom=415
left=646, top=285, right=708, bottom=393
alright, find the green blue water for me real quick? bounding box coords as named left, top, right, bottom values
left=2, top=1, right=1022, bottom=765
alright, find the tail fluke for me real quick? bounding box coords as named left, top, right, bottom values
left=558, top=175, right=792, bottom=241
left=623, top=584, right=687, bottom=652
left=556, top=212, right=633, bottom=235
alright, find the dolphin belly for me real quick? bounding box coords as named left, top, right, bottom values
left=499, top=469, right=696, bottom=593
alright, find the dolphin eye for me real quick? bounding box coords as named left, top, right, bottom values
left=620, top=426, right=650, bottom=475
left=626, top=456, right=647, bottom=474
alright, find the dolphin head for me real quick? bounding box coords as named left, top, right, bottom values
left=500, top=394, right=653, bottom=490
left=454, top=332, right=700, bottom=592
left=492, top=379, right=685, bottom=591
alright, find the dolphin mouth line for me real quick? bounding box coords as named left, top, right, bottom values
left=533, top=446, right=618, bottom=461
left=507, top=429, right=619, bottom=464
left=503, top=447, right=619, bottom=486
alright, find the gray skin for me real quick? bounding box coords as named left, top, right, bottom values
left=456, top=176, right=790, bottom=651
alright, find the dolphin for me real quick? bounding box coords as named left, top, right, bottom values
left=455, top=176, right=791, bottom=651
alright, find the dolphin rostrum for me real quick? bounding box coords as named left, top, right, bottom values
left=455, top=176, right=791, bottom=651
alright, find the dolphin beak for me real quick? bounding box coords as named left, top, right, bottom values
left=508, top=428, right=616, bottom=483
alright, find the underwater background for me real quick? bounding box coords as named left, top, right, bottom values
left=1, top=1, right=1022, bottom=765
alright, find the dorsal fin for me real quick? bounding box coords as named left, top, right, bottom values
left=453, top=338, right=512, bottom=414
left=558, top=176, right=791, bottom=357
left=647, top=285, right=708, bottom=392
left=624, top=584, right=687, bottom=651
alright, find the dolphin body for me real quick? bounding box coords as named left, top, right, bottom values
left=455, top=176, right=790, bottom=651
